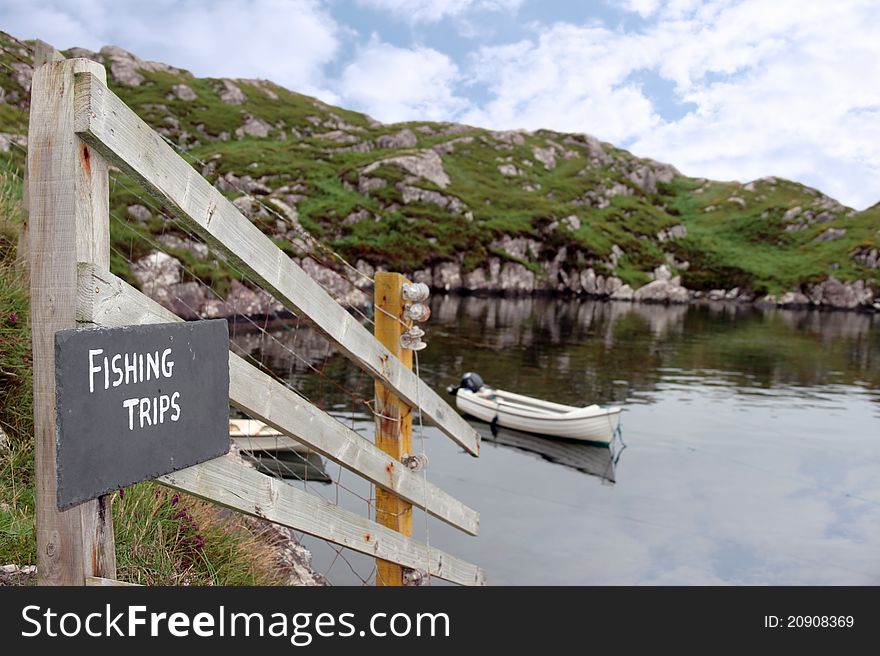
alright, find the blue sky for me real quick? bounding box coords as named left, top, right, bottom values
left=4, top=0, right=880, bottom=209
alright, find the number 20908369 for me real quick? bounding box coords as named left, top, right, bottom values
left=764, top=616, right=854, bottom=629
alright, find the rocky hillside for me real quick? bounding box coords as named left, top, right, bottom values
left=2, top=32, right=878, bottom=311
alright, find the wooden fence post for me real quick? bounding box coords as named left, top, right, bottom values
left=29, top=52, right=116, bottom=585
left=17, top=41, right=63, bottom=280
left=373, top=272, right=413, bottom=586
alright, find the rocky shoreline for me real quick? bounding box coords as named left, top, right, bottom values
left=132, top=244, right=879, bottom=318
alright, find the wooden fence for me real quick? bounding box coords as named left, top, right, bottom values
left=28, top=47, right=484, bottom=586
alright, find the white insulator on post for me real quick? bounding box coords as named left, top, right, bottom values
left=400, top=326, right=427, bottom=351
left=401, top=453, right=429, bottom=472
left=404, top=302, right=431, bottom=322
left=402, top=282, right=430, bottom=303
left=403, top=568, right=428, bottom=586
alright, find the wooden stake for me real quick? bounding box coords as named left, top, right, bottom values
left=29, top=54, right=116, bottom=585
left=373, top=272, right=413, bottom=586
left=17, top=42, right=63, bottom=280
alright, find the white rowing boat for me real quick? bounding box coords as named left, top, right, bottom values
left=449, top=373, right=622, bottom=445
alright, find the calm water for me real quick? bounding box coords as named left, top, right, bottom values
left=232, top=297, right=880, bottom=585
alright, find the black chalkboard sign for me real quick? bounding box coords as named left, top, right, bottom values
left=55, top=320, right=230, bottom=509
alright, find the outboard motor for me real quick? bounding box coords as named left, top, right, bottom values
left=447, top=372, right=485, bottom=395
left=460, top=372, right=484, bottom=392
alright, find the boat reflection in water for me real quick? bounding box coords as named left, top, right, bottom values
left=230, top=419, right=332, bottom=484
left=471, top=420, right=624, bottom=485
left=240, top=449, right=331, bottom=483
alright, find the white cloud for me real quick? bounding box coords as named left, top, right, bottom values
left=462, top=23, right=662, bottom=144
left=460, top=0, right=880, bottom=208
left=337, top=37, right=469, bottom=122
left=355, top=0, right=523, bottom=24
left=615, top=0, right=663, bottom=18
left=630, top=0, right=880, bottom=208
left=0, top=0, right=342, bottom=100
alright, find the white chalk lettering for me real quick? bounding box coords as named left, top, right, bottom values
left=121, top=393, right=183, bottom=430
left=88, top=349, right=103, bottom=394
left=159, top=395, right=171, bottom=422
left=170, top=392, right=181, bottom=422
left=161, top=348, right=174, bottom=377
left=111, top=354, right=122, bottom=387
left=89, top=344, right=186, bottom=431
left=139, top=397, right=151, bottom=427
left=122, top=398, right=139, bottom=430
left=88, top=348, right=176, bottom=391
left=146, top=351, right=159, bottom=381
left=124, top=353, right=136, bottom=385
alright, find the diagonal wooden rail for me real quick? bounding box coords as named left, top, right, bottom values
left=159, top=454, right=486, bottom=586
left=72, top=71, right=480, bottom=458
left=77, top=264, right=479, bottom=535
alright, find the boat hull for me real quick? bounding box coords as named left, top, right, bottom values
left=454, top=389, right=621, bottom=444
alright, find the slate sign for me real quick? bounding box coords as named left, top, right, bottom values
left=55, top=320, right=230, bottom=509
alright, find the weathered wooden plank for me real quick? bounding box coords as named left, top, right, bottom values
left=29, top=57, right=116, bottom=586
left=72, top=72, right=480, bottom=457
left=159, top=454, right=486, bottom=586
left=85, top=576, right=140, bottom=586
left=77, top=264, right=480, bottom=535
left=231, top=434, right=308, bottom=452
left=373, top=272, right=413, bottom=586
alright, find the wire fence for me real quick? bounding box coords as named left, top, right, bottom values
left=106, top=162, right=424, bottom=585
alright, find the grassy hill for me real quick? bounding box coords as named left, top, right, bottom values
left=1, top=31, right=877, bottom=306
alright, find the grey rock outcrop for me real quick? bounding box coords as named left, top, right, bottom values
left=633, top=279, right=689, bottom=304
left=610, top=284, right=634, bottom=301
left=852, top=247, right=879, bottom=269
left=805, top=277, right=873, bottom=309
left=778, top=291, right=811, bottom=307
left=656, top=224, right=687, bottom=242
left=218, top=79, right=247, bottom=104
left=532, top=146, right=557, bottom=170
left=235, top=115, right=273, bottom=139
left=400, top=186, right=466, bottom=214
left=157, top=233, right=209, bottom=259
left=491, top=130, right=526, bottom=146
left=131, top=251, right=182, bottom=304
left=100, top=45, right=182, bottom=86
left=491, top=236, right=540, bottom=261
left=432, top=136, right=474, bottom=155
left=814, top=228, right=846, bottom=242
left=376, top=129, right=417, bottom=149
left=0, top=564, right=37, bottom=586
left=361, top=150, right=450, bottom=189
left=167, top=84, right=197, bottom=101
left=433, top=262, right=462, bottom=291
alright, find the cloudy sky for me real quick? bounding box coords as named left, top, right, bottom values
left=4, top=0, right=880, bottom=209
